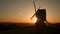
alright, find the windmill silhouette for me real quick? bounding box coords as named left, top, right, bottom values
left=31, top=0, right=49, bottom=30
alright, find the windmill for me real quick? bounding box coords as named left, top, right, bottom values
left=31, top=0, right=49, bottom=25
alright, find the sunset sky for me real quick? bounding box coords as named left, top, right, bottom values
left=0, top=0, right=60, bottom=23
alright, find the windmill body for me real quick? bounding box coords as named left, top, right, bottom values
left=31, top=0, right=48, bottom=27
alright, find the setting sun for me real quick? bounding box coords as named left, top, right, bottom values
left=32, top=16, right=37, bottom=22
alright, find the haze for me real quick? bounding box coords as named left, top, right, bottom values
left=0, top=0, right=60, bottom=23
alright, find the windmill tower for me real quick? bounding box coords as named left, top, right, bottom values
left=31, top=0, right=48, bottom=26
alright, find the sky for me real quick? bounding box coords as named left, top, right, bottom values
left=0, top=0, right=60, bottom=23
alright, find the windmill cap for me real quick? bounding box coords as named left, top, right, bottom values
left=38, top=9, right=46, bottom=11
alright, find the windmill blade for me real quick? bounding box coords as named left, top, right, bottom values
left=31, top=0, right=37, bottom=19
left=33, top=0, right=36, bottom=12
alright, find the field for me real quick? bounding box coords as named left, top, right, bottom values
left=0, top=22, right=60, bottom=34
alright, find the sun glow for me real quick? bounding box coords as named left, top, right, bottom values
left=32, top=16, right=37, bottom=22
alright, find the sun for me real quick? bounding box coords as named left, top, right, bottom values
left=32, top=16, right=37, bottom=22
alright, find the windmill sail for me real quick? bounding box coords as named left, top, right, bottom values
left=33, top=0, right=36, bottom=12
left=31, top=0, right=36, bottom=19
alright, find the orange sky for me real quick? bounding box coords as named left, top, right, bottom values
left=0, top=0, right=60, bottom=23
